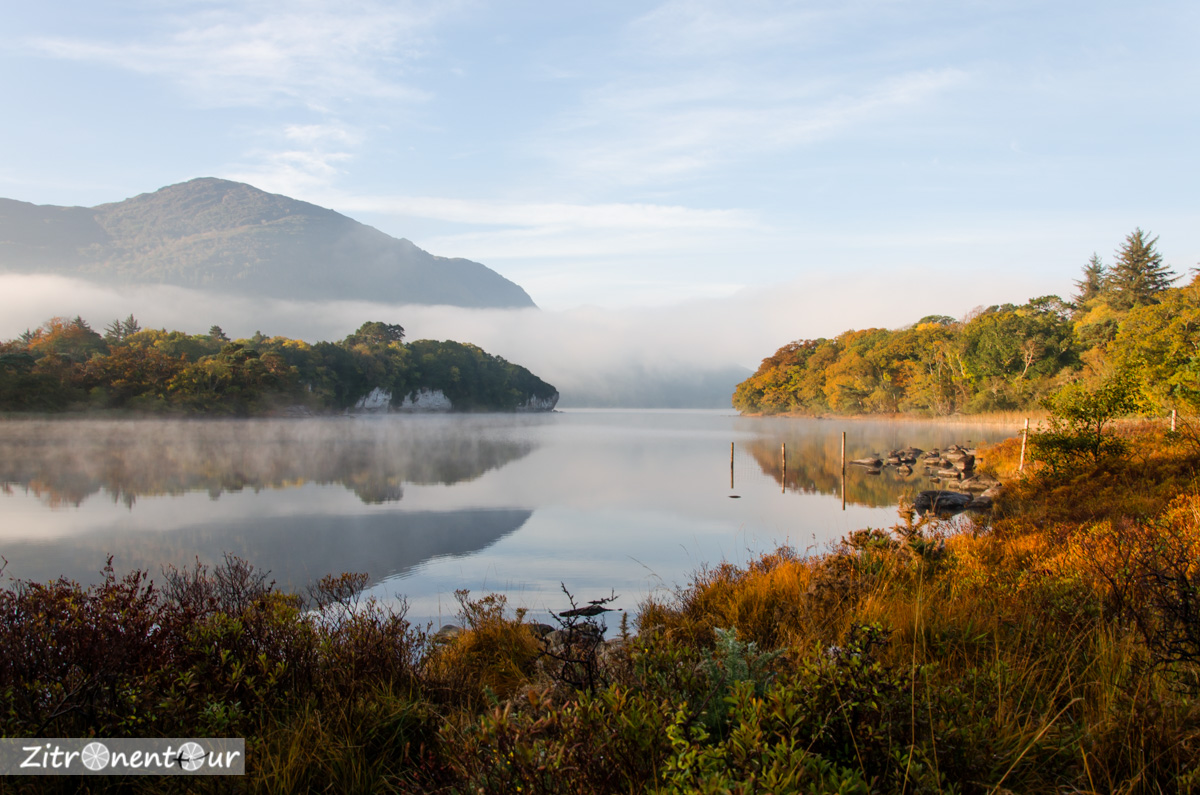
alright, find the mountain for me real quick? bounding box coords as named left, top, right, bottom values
left=0, top=178, right=536, bottom=308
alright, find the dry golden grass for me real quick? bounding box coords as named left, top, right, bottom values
left=423, top=593, right=543, bottom=707
left=632, top=426, right=1200, bottom=790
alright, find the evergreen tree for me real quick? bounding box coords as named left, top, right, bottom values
left=208, top=325, right=230, bottom=342
left=1108, top=228, right=1175, bottom=310
left=104, top=315, right=142, bottom=343
left=104, top=319, right=125, bottom=343
left=1072, top=253, right=1106, bottom=309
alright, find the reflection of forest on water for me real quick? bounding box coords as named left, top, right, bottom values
left=744, top=421, right=1013, bottom=508
left=0, top=417, right=535, bottom=507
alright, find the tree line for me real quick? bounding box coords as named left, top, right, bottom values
left=734, top=228, right=1197, bottom=415
left=0, top=319, right=557, bottom=415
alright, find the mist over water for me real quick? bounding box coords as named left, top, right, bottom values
left=1, top=411, right=1018, bottom=626
left=0, top=415, right=535, bottom=509
left=0, top=270, right=1041, bottom=407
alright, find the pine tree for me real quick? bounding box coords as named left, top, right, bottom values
left=104, top=318, right=125, bottom=343
left=1072, top=253, right=1107, bottom=309
left=104, top=314, right=141, bottom=343
left=1108, top=228, right=1175, bottom=309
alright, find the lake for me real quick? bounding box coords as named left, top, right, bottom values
left=0, top=410, right=1016, bottom=628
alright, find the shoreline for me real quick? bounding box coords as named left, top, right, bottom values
left=736, top=409, right=1047, bottom=428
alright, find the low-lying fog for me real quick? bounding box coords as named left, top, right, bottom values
left=0, top=270, right=1037, bottom=407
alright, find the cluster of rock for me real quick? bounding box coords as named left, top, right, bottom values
left=850, top=444, right=1001, bottom=515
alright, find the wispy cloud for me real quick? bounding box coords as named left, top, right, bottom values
left=540, top=68, right=967, bottom=184
left=333, top=193, right=759, bottom=231
left=227, top=149, right=355, bottom=196
left=28, top=0, right=455, bottom=109
left=526, top=0, right=968, bottom=185
left=313, top=190, right=767, bottom=305
left=224, top=120, right=365, bottom=195
left=283, top=123, right=365, bottom=147
left=628, top=0, right=836, bottom=58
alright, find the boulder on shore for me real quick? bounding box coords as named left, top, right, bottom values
left=913, top=490, right=973, bottom=515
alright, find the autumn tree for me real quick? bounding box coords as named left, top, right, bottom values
left=26, top=317, right=108, bottom=362
left=1109, top=276, right=1200, bottom=412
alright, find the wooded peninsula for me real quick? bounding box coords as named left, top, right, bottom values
left=0, top=319, right=558, bottom=414
left=734, top=229, right=1193, bottom=418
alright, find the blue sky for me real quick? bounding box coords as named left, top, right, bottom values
left=2, top=1, right=1199, bottom=357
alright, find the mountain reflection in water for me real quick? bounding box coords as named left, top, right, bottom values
left=0, top=506, right=533, bottom=593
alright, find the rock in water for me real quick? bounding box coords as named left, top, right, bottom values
left=913, top=490, right=973, bottom=515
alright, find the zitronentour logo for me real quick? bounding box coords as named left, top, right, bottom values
left=80, top=742, right=110, bottom=771
left=0, top=738, right=244, bottom=776
left=176, top=742, right=205, bottom=772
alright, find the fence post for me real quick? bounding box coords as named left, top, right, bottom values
left=841, top=431, right=846, bottom=511
left=781, top=442, right=786, bottom=494
left=1018, top=418, right=1029, bottom=474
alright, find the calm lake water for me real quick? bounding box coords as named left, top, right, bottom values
left=0, top=410, right=1016, bottom=628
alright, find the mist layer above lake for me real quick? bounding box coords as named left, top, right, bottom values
left=0, top=411, right=1016, bottom=625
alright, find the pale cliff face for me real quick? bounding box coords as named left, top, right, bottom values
left=352, top=387, right=392, bottom=412
left=350, top=387, right=559, bottom=413
left=396, top=389, right=454, bottom=412
left=517, top=393, right=559, bottom=412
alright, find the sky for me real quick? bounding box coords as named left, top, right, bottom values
left=2, top=1, right=1199, bottom=393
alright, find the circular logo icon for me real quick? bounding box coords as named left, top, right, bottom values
left=80, top=742, right=110, bottom=771
left=177, top=742, right=205, bottom=772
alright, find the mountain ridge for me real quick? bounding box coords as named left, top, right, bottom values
left=0, top=178, right=536, bottom=308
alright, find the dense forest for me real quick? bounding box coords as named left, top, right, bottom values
left=734, top=228, right=1196, bottom=416
left=0, top=318, right=558, bottom=415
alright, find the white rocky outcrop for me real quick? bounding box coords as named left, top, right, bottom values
left=396, top=388, right=455, bottom=412
left=353, top=387, right=392, bottom=412
left=349, top=387, right=558, bottom=413
left=516, top=392, right=559, bottom=412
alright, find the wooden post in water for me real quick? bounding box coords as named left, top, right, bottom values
left=841, top=431, right=846, bottom=511
left=1172, top=409, right=1177, bottom=432
left=781, top=442, right=787, bottom=493
left=1018, top=418, right=1029, bottom=474
left=730, top=442, right=735, bottom=489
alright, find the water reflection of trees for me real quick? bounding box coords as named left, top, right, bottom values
left=0, top=417, right=535, bottom=507
left=744, top=422, right=1011, bottom=508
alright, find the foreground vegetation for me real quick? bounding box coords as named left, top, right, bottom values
left=4, top=412, right=1200, bottom=793
left=0, top=318, right=557, bottom=414
left=735, top=229, right=1195, bottom=416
